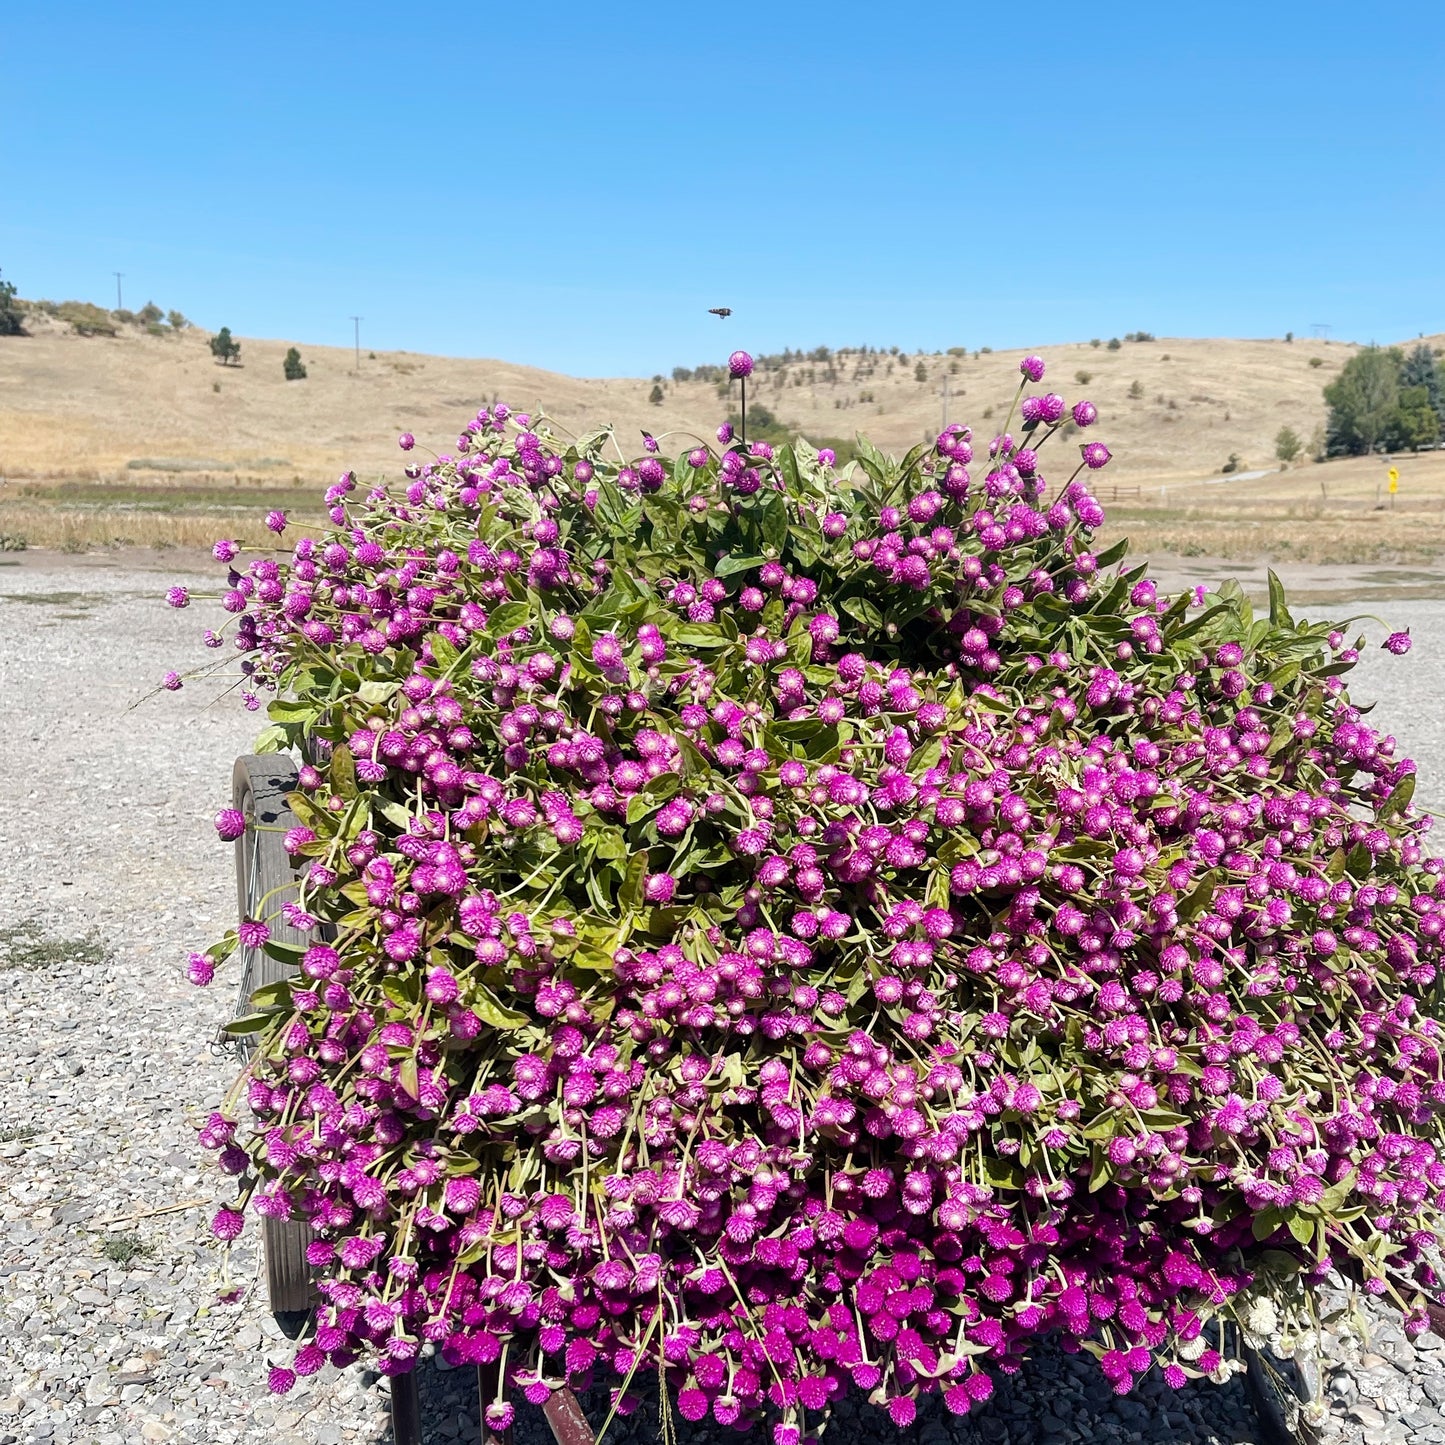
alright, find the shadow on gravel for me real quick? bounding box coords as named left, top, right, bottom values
left=370, top=1339, right=1262, bottom=1445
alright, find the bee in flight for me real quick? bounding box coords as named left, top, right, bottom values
left=708, top=307, right=732, bottom=319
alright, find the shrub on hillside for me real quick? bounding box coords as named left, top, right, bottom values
left=210, top=327, right=241, bottom=366
left=176, top=354, right=1442, bottom=1434
left=0, top=269, right=24, bottom=336
left=284, top=347, right=308, bottom=382
left=57, top=301, right=118, bottom=336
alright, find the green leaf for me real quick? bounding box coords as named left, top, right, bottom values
left=330, top=744, right=357, bottom=798
left=1093, top=537, right=1130, bottom=570
left=487, top=601, right=531, bottom=636
left=473, top=986, right=530, bottom=1029
left=841, top=595, right=883, bottom=631
left=252, top=724, right=289, bottom=755
left=374, top=798, right=414, bottom=830
left=1379, top=772, right=1416, bottom=820
left=267, top=698, right=318, bottom=724
left=713, top=553, right=766, bottom=578
left=248, top=980, right=294, bottom=1009
left=1251, top=1207, right=1285, bottom=1242
left=429, top=632, right=460, bottom=673
left=224, top=1013, right=274, bottom=1036
left=1266, top=568, right=1293, bottom=628
left=261, top=940, right=304, bottom=964
left=357, top=679, right=401, bottom=705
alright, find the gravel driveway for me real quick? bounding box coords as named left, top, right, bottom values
left=1, top=553, right=1443, bottom=1445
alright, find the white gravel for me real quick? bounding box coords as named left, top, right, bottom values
left=1, top=554, right=1442, bottom=1445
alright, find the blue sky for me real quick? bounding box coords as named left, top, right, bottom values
left=3, top=1, right=1442, bottom=376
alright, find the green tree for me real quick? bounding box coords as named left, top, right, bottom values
left=139, top=301, right=164, bottom=326
left=283, top=346, right=308, bottom=381
left=209, top=326, right=241, bottom=366
left=1274, top=426, right=1303, bottom=462
left=1324, top=346, right=1401, bottom=455
left=1400, top=342, right=1444, bottom=426
left=0, top=269, right=23, bottom=336
left=1384, top=386, right=1440, bottom=451
left=1107, top=337, right=1122, bottom=351
left=1128, top=379, right=1144, bottom=399
left=914, top=360, right=928, bottom=382
left=168, top=310, right=189, bottom=331
left=648, top=383, right=664, bottom=405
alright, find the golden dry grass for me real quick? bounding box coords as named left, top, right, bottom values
left=3, top=314, right=1445, bottom=568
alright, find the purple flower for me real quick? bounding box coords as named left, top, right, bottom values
left=186, top=952, right=215, bottom=986
left=1072, top=400, right=1097, bottom=428
left=728, top=350, right=754, bottom=379
left=1384, top=630, right=1412, bottom=655
left=1020, top=354, right=1046, bottom=382
left=162, top=671, right=183, bottom=691
left=1082, top=441, right=1112, bottom=469
left=166, top=586, right=190, bottom=609
left=214, top=808, right=246, bottom=841
left=211, top=538, right=239, bottom=562
left=399, top=432, right=415, bottom=451
left=265, top=510, right=288, bottom=534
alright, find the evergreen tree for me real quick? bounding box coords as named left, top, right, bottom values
left=209, top=326, right=241, bottom=365
left=648, top=383, right=664, bottom=405
left=1274, top=426, right=1303, bottom=462
left=1400, top=342, right=1444, bottom=426
left=0, top=269, right=24, bottom=336
left=283, top=346, right=308, bottom=381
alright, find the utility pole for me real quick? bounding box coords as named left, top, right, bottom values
left=939, top=372, right=950, bottom=431
left=114, top=273, right=124, bottom=310
left=349, top=316, right=363, bottom=372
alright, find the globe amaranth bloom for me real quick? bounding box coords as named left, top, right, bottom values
left=1082, top=441, right=1112, bottom=469
left=728, top=350, right=754, bottom=379
left=1020, top=354, right=1046, bottom=382
left=1384, top=630, right=1412, bottom=655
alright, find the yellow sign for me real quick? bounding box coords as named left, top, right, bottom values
left=1389, top=466, right=1399, bottom=494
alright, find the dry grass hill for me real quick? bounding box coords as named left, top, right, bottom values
left=2, top=308, right=1444, bottom=581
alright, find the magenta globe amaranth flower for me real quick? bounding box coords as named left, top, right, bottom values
left=214, top=808, right=246, bottom=841
left=727, top=350, right=754, bottom=379
left=174, top=351, right=1442, bottom=1433
left=398, top=432, right=415, bottom=451
left=162, top=670, right=183, bottom=691
left=1020, top=354, right=1046, bottom=382
left=1385, top=630, right=1412, bottom=655
left=1072, top=400, right=1098, bottom=428
left=265, top=510, right=288, bottom=534
left=166, top=586, right=190, bottom=609
left=1082, top=441, right=1112, bottom=469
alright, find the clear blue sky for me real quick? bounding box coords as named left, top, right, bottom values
left=3, top=1, right=1442, bottom=376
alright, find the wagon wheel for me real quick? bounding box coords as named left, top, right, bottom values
left=232, top=753, right=316, bottom=1319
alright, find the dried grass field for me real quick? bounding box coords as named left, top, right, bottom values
left=2, top=315, right=1444, bottom=578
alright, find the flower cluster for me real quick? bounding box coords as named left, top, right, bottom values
left=179, top=355, right=1444, bottom=1435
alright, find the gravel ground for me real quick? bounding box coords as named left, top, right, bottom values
left=1, top=554, right=1443, bottom=1445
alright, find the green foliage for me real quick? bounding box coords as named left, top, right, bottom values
left=1322, top=346, right=1442, bottom=455
left=283, top=346, right=308, bottom=381
left=1124, top=331, right=1155, bottom=342
left=1089, top=338, right=1101, bottom=348
left=1274, top=426, right=1303, bottom=463
left=139, top=301, right=164, bottom=326
left=1127, top=379, right=1144, bottom=399
left=57, top=301, right=118, bottom=336
left=101, top=1232, right=153, bottom=1266
left=210, top=327, right=241, bottom=366
left=1308, top=357, right=1324, bottom=368
left=913, top=360, right=927, bottom=382
left=1285, top=331, right=1293, bottom=343
left=168, top=310, right=189, bottom=331
left=1221, top=451, right=1244, bottom=474
left=1075, top=370, right=1093, bottom=384
left=0, top=269, right=23, bottom=336
left=648, top=383, right=664, bottom=405
left=0, top=919, right=110, bottom=970
left=1107, top=337, right=1122, bottom=351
